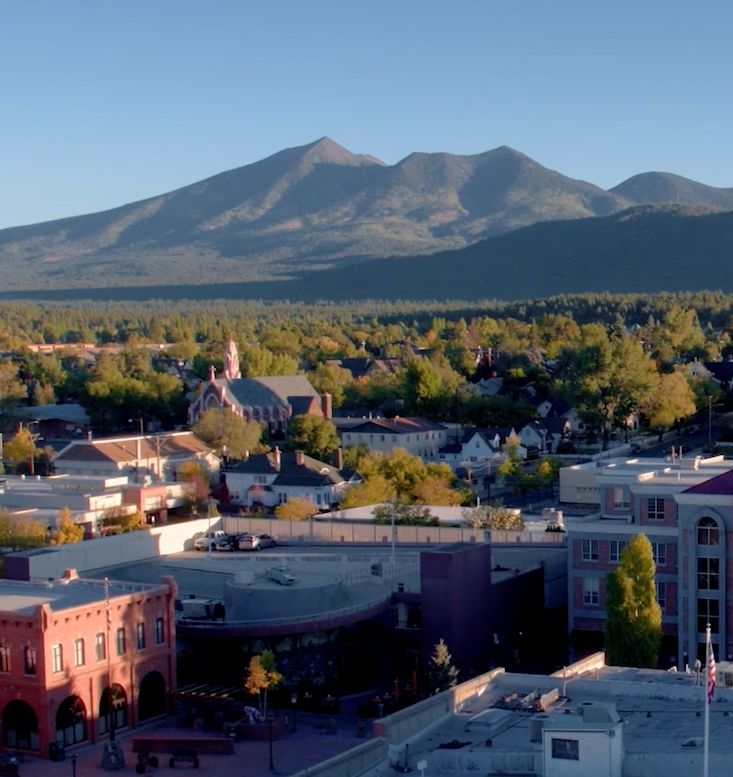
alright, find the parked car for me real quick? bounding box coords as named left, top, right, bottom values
left=194, top=530, right=226, bottom=551
left=213, top=534, right=241, bottom=552
left=238, top=533, right=277, bottom=551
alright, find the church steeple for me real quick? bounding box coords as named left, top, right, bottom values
left=223, top=337, right=241, bottom=380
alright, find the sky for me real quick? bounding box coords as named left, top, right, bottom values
left=2, top=0, right=732, bottom=229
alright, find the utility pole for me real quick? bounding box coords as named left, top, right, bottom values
left=708, top=395, right=713, bottom=449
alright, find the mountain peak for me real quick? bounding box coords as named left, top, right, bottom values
left=298, top=137, right=385, bottom=167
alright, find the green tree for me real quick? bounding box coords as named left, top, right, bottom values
left=286, top=415, right=340, bottom=460
left=426, top=639, right=459, bottom=693
left=244, top=650, right=282, bottom=716
left=275, top=497, right=318, bottom=521
left=644, top=370, right=696, bottom=440
left=373, top=502, right=438, bottom=526
left=192, top=407, right=263, bottom=459
left=308, top=362, right=353, bottom=407
left=556, top=330, right=657, bottom=449
left=603, top=533, right=662, bottom=668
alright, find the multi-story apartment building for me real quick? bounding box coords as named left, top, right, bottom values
left=0, top=569, right=176, bottom=758
left=565, top=455, right=733, bottom=667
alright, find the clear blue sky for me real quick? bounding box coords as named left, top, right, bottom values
left=2, top=0, right=732, bottom=229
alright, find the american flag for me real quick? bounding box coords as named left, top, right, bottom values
left=707, top=636, right=717, bottom=705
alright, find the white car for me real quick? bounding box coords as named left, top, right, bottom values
left=194, top=530, right=226, bottom=551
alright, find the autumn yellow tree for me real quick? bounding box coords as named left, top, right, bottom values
left=275, top=498, right=318, bottom=521
left=53, top=507, right=84, bottom=544
left=244, top=650, right=282, bottom=716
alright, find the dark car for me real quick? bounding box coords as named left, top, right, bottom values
left=238, top=533, right=277, bottom=551
left=213, top=534, right=241, bottom=552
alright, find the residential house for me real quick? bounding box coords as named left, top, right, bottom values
left=224, top=448, right=362, bottom=510
left=52, top=432, right=218, bottom=483
left=334, top=416, right=448, bottom=459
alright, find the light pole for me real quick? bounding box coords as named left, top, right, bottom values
left=267, top=711, right=275, bottom=772
left=708, top=395, right=713, bottom=449
left=71, top=754, right=77, bottom=777
left=291, top=693, right=297, bottom=733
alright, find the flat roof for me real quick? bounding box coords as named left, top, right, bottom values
left=0, top=576, right=167, bottom=615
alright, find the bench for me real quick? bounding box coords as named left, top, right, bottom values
left=132, top=736, right=234, bottom=755
left=169, top=748, right=199, bottom=769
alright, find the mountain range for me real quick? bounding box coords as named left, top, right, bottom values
left=1, top=137, right=733, bottom=299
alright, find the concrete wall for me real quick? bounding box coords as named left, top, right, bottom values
left=222, top=516, right=566, bottom=547
left=5, top=517, right=216, bottom=580
left=290, top=739, right=387, bottom=777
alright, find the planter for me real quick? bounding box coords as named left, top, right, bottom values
left=237, top=716, right=286, bottom=741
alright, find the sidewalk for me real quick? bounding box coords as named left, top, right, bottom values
left=6, top=712, right=372, bottom=777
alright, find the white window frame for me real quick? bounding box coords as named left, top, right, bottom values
left=582, top=577, right=600, bottom=606
left=609, top=539, right=626, bottom=563
left=581, top=539, right=599, bottom=561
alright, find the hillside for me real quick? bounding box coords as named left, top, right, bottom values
left=611, top=172, right=733, bottom=210
left=0, top=138, right=629, bottom=291
left=4, top=205, right=733, bottom=303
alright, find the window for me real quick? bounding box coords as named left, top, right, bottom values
left=613, top=487, right=629, bottom=509
left=95, top=633, right=106, bottom=661
left=24, top=646, right=37, bottom=675
left=697, top=557, right=720, bottom=590
left=652, top=542, right=667, bottom=566
left=52, top=644, right=63, bottom=673
left=551, top=738, right=579, bottom=760
left=136, top=623, right=146, bottom=650
left=698, top=597, right=719, bottom=635
left=0, top=645, right=10, bottom=673
left=648, top=498, right=665, bottom=521
left=116, top=628, right=126, bottom=656
left=74, top=638, right=85, bottom=667
left=609, top=540, right=626, bottom=563
left=656, top=581, right=666, bottom=610
left=155, top=617, right=165, bottom=645
left=697, top=517, right=719, bottom=546
left=582, top=577, right=600, bottom=606
left=581, top=539, right=599, bottom=561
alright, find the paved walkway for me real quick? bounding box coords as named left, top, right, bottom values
left=5, top=712, right=372, bottom=777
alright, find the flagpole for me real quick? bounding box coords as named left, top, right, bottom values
left=703, top=624, right=714, bottom=777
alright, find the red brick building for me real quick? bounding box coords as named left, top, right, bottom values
left=0, top=569, right=176, bottom=758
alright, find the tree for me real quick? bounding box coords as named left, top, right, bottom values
left=275, top=498, right=318, bottom=521
left=603, top=533, right=662, bottom=668
left=286, top=415, right=340, bottom=460
left=644, top=370, right=696, bottom=440
left=178, top=461, right=212, bottom=508
left=373, top=502, right=437, bottom=526
left=338, top=474, right=397, bottom=509
left=3, top=427, right=42, bottom=474
left=102, top=508, right=145, bottom=535
left=426, top=639, right=459, bottom=693
left=412, top=475, right=464, bottom=506
left=0, top=511, right=46, bottom=550
left=192, top=407, right=263, bottom=459
left=244, top=650, right=282, bottom=716
left=463, top=503, right=524, bottom=530
left=53, top=508, right=84, bottom=544
left=556, top=330, right=657, bottom=449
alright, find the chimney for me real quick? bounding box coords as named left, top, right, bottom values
left=62, top=568, right=79, bottom=580
left=273, top=446, right=281, bottom=469
left=295, top=450, right=305, bottom=466
left=332, top=448, right=344, bottom=470
left=321, top=392, right=333, bottom=420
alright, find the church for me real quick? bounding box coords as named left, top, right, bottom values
left=188, top=339, right=330, bottom=436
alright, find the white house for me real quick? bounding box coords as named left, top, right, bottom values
left=224, top=448, right=362, bottom=510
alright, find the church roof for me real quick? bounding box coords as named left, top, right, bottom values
left=219, top=375, right=320, bottom=412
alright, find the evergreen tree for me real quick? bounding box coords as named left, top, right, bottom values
left=427, top=638, right=459, bottom=693
left=603, top=533, right=661, bottom=668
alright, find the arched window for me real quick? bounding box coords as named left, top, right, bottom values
left=99, top=684, right=128, bottom=735
left=56, top=696, right=87, bottom=746
left=697, top=516, right=719, bottom=546
left=2, top=699, right=39, bottom=750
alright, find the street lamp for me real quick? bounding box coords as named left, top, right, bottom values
left=71, top=753, right=78, bottom=777
left=267, top=711, right=275, bottom=772
left=291, top=693, right=297, bottom=733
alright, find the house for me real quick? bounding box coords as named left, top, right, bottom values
left=224, top=447, right=362, bottom=510
left=335, top=416, right=448, bottom=459
left=564, top=454, right=733, bottom=666
left=188, top=339, right=327, bottom=435
left=325, top=356, right=402, bottom=381
left=518, top=419, right=571, bottom=454
left=51, top=431, right=218, bottom=483
left=0, top=569, right=176, bottom=760
left=14, top=404, right=91, bottom=440
left=437, top=428, right=504, bottom=470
